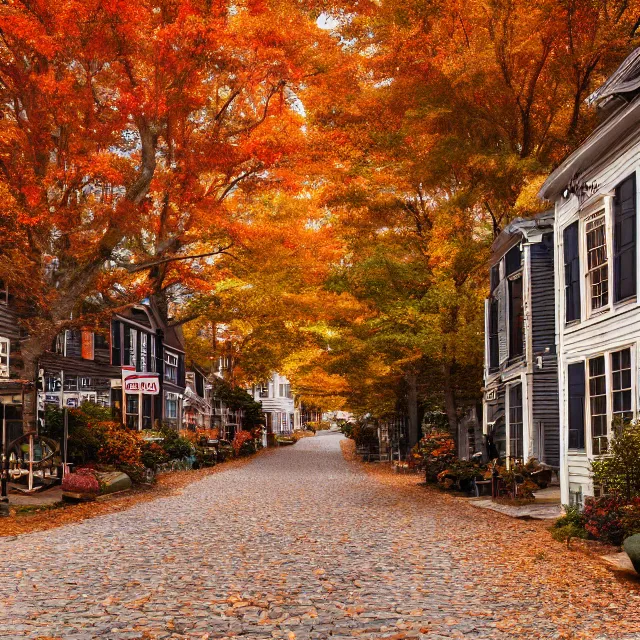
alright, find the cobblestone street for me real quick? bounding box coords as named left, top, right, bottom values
left=1, top=433, right=639, bottom=640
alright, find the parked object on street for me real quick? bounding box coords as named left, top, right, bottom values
left=623, top=534, right=640, bottom=573
left=95, top=471, right=132, bottom=495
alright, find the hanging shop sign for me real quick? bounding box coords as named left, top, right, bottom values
left=122, top=368, right=160, bottom=395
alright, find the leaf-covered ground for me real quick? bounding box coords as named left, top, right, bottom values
left=0, top=434, right=639, bottom=639
left=0, top=454, right=266, bottom=539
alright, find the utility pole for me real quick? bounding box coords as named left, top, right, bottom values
left=1, top=402, right=8, bottom=517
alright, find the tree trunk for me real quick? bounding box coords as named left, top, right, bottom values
left=406, top=371, right=419, bottom=448
left=18, top=335, right=48, bottom=434
left=441, top=361, right=458, bottom=447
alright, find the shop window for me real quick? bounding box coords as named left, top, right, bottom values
left=63, top=376, right=78, bottom=391
left=126, top=394, right=139, bottom=429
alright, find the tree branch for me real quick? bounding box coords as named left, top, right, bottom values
left=120, top=244, right=235, bottom=273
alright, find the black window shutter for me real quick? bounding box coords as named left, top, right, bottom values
left=563, top=222, right=581, bottom=322
left=111, top=321, right=121, bottom=366
left=614, top=173, right=636, bottom=302
left=505, top=245, right=522, bottom=276
left=489, top=298, right=499, bottom=369
left=568, top=361, right=586, bottom=450
left=508, top=277, right=524, bottom=358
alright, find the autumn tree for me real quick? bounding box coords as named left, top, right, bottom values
left=0, top=0, right=346, bottom=427
left=302, top=0, right=640, bottom=441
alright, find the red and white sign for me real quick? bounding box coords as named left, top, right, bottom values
left=122, top=368, right=160, bottom=395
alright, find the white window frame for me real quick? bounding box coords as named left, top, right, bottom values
left=165, top=392, right=178, bottom=419
left=585, top=344, right=637, bottom=458
left=505, top=377, right=526, bottom=463
left=585, top=211, right=609, bottom=314
left=579, top=197, right=613, bottom=320
left=0, top=337, right=9, bottom=378
left=165, top=351, right=178, bottom=384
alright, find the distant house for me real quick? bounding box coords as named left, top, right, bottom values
left=0, top=283, right=28, bottom=444
left=539, top=48, right=640, bottom=506
left=483, top=211, right=560, bottom=468
left=40, top=302, right=187, bottom=430
left=248, top=372, right=299, bottom=434
left=183, top=368, right=212, bottom=430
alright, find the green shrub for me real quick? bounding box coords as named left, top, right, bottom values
left=621, top=499, right=640, bottom=538
left=159, top=424, right=193, bottom=459
left=141, top=441, right=169, bottom=469
left=551, top=524, right=588, bottom=544
left=340, top=422, right=354, bottom=438
left=591, top=421, right=640, bottom=501
left=554, top=504, right=586, bottom=529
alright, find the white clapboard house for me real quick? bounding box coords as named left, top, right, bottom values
left=248, top=372, right=300, bottom=435
left=483, top=211, right=560, bottom=469
left=539, top=48, right=640, bottom=506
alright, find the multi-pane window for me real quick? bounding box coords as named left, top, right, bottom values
left=0, top=337, right=9, bottom=378
left=611, top=348, right=632, bottom=427
left=63, top=376, right=78, bottom=391
left=258, top=384, right=269, bottom=398
left=589, top=355, right=608, bottom=455
left=165, top=352, right=178, bottom=384
left=124, top=326, right=137, bottom=367
left=508, top=383, right=524, bottom=460
left=586, top=215, right=608, bottom=311
left=165, top=394, right=178, bottom=419
left=126, top=394, right=139, bottom=429
left=149, top=335, right=156, bottom=372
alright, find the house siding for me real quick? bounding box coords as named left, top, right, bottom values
left=483, top=213, right=560, bottom=467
